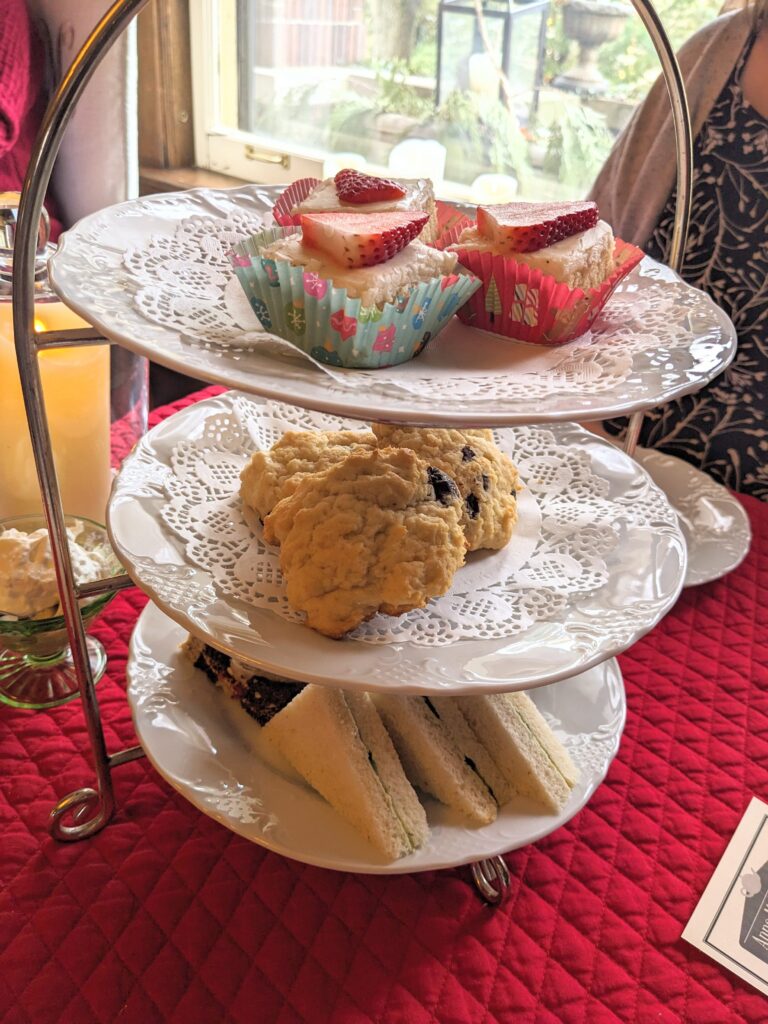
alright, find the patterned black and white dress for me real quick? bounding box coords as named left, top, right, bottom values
left=606, top=35, right=768, bottom=499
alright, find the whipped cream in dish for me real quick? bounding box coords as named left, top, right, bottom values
left=0, top=521, right=115, bottom=619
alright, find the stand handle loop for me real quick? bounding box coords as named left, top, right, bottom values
left=49, top=787, right=111, bottom=842
left=622, top=0, right=693, bottom=457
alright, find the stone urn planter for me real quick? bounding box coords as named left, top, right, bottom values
left=555, top=0, right=630, bottom=93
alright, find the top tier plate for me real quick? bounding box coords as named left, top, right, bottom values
left=49, top=185, right=736, bottom=428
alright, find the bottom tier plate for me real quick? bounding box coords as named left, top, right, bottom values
left=632, top=448, right=751, bottom=587
left=127, top=602, right=627, bottom=875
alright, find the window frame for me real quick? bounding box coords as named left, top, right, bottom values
left=186, top=0, right=544, bottom=201
left=189, top=0, right=327, bottom=185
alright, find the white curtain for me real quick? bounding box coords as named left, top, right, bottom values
left=27, top=0, right=138, bottom=225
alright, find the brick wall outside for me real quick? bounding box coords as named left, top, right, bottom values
left=252, top=0, right=367, bottom=67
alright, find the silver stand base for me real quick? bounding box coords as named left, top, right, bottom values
left=48, top=743, right=145, bottom=842
left=470, top=856, right=511, bottom=904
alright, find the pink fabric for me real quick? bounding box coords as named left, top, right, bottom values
left=1, top=385, right=767, bottom=1023
left=0, top=0, right=61, bottom=238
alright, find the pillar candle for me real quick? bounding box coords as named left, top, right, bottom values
left=0, top=300, right=112, bottom=525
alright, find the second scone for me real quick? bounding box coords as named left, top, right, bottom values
left=240, top=428, right=376, bottom=520
left=263, top=447, right=468, bottom=638
left=372, top=425, right=520, bottom=551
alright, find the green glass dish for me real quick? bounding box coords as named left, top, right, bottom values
left=0, top=514, right=122, bottom=710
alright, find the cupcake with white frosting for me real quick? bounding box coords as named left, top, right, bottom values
left=232, top=200, right=479, bottom=369
left=439, top=200, right=644, bottom=345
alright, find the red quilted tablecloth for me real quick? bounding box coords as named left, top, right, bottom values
left=2, top=386, right=767, bottom=1024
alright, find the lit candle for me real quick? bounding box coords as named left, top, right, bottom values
left=0, top=301, right=112, bottom=524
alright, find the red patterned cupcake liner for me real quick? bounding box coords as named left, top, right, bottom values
left=272, top=178, right=321, bottom=227
left=434, top=219, right=644, bottom=346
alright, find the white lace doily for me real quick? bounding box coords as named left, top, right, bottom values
left=128, top=211, right=268, bottom=350
left=50, top=186, right=736, bottom=426
left=157, top=396, right=658, bottom=647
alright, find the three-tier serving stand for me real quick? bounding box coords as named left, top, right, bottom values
left=11, top=0, right=710, bottom=902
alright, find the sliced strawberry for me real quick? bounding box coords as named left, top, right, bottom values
left=476, top=201, right=599, bottom=253
left=334, top=168, right=407, bottom=205
left=300, top=211, right=428, bottom=268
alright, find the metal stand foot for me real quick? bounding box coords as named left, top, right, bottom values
left=49, top=787, right=113, bottom=842
left=470, top=856, right=511, bottom=904
left=48, top=744, right=145, bottom=841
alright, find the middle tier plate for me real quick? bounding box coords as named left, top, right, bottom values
left=108, top=391, right=686, bottom=694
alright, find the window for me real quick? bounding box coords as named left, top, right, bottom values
left=189, top=0, right=722, bottom=202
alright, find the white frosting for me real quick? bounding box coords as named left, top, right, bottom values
left=452, top=220, right=615, bottom=290
left=260, top=235, right=458, bottom=307
left=0, top=522, right=113, bottom=618
left=294, top=176, right=434, bottom=216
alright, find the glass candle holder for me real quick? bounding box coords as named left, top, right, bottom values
left=0, top=192, right=149, bottom=523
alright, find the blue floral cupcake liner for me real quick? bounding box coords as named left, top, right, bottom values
left=230, top=226, right=480, bottom=369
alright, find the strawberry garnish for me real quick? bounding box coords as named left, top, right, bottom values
left=476, top=201, right=599, bottom=253
left=300, top=211, right=428, bottom=268
left=334, top=169, right=407, bottom=205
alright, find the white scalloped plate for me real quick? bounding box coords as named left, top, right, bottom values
left=49, top=185, right=736, bottom=427
left=127, top=602, right=626, bottom=874
left=107, top=391, right=686, bottom=694
left=632, top=448, right=752, bottom=586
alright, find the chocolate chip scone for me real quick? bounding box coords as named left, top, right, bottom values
left=263, top=447, right=467, bottom=638
left=240, top=428, right=376, bottom=520
left=371, top=425, right=520, bottom=551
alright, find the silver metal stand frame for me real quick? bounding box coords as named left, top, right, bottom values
left=11, top=0, right=692, bottom=898
left=13, top=0, right=151, bottom=841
